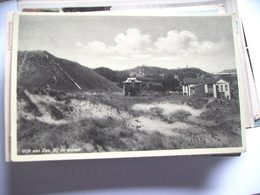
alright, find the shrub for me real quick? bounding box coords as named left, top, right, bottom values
left=17, top=90, right=42, bottom=117
left=139, top=132, right=167, bottom=150
left=77, top=117, right=134, bottom=152
left=49, top=105, right=64, bottom=120
left=150, top=107, right=164, bottom=116
left=202, top=99, right=240, bottom=121
left=170, top=109, right=191, bottom=122
left=185, top=96, right=208, bottom=109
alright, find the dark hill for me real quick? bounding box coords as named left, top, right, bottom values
left=218, top=68, right=237, bottom=74
left=94, top=65, right=211, bottom=83
left=171, top=67, right=210, bottom=80
left=17, top=50, right=121, bottom=92
left=127, top=65, right=169, bottom=75
left=94, top=67, right=118, bottom=82
left=126, top=66, right=209, bottom=79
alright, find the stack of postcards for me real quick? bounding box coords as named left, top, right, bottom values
left=5, top=0, right=259, bottom=161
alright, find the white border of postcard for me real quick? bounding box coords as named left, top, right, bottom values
left=9, top=12, right=247, bottom=162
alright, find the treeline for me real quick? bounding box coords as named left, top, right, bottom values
left=94, top=67, right=181, bottom=92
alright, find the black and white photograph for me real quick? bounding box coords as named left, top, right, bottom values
left=11, top=13, right=243, bottom=160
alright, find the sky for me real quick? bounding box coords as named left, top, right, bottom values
left=18, top=14, right=237, bottom=73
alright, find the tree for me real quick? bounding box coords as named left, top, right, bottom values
left=162, top=74, right=180, bottom=91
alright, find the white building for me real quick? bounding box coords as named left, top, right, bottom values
left=215, top=79, right=231, bottom=100
left=183, top=78, right=231, bottom=100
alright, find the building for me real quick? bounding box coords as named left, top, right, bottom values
left=136, top=71, right=145, bottom=78
left=214, top=79, right=231, bottom=100
left=182, top=78, right=203, bottom=96
left=182, top=77, right=231, bottom=100
left=123, top=77, right=142, bottom=96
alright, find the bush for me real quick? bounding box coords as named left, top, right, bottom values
left=49, top=105, right=64, bottom=120
left=139, top=132, right=167, bottom=150
left=202, top=99, right=240, bottom=121
left=150, top=107, right=164, bottom=116
left=78, top=117, right=134, bottom=152
left=170, top=109, right=191, bottom=122
left=185, top=96, right=208, bottom=109
left=17, top=89, right=42, bottom=117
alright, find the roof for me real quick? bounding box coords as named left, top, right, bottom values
left=183, top=77, right=227, bottom=85
left=123, top=77, right=142, bottom=83
left=204, top=77, right=219, bottom=84
left=182, top=78, right=202, bottom=85
left=216, top=78, right=230, bottom=84
left=218, top=75, right=233, bottom=82
left=190, top=83, right=204, bottom=89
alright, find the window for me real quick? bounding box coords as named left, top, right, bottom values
left=225, top=84, right=228, bottom=91
left=208, top=86, right=213, bottom=93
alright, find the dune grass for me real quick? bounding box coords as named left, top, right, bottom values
left=17, top=90, right=242, bottom=155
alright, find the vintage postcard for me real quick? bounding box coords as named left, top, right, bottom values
left=9, top=13, right=246, bottom=161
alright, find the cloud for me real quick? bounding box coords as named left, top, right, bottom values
left=113, top=28, right=151, bottom=55
left=76, top=28, right=227, bottom=63
left=76, top=28, right=151, bottom=56
left=196, top=40, right=227, bottom=54
left=153, top=30, right=226, bottom=56
left=154, top=30, right=197, bottom=54
left=75, top=41, right=85, bottom=49
left=76, top=41, right=109, bottom=54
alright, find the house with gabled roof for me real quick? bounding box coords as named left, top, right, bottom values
left=123, top=77, right=142, bottom=96
left=182, top=77, right=231, bottom=100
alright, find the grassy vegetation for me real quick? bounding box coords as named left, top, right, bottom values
left=17, top=89, right=242, bottom=155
